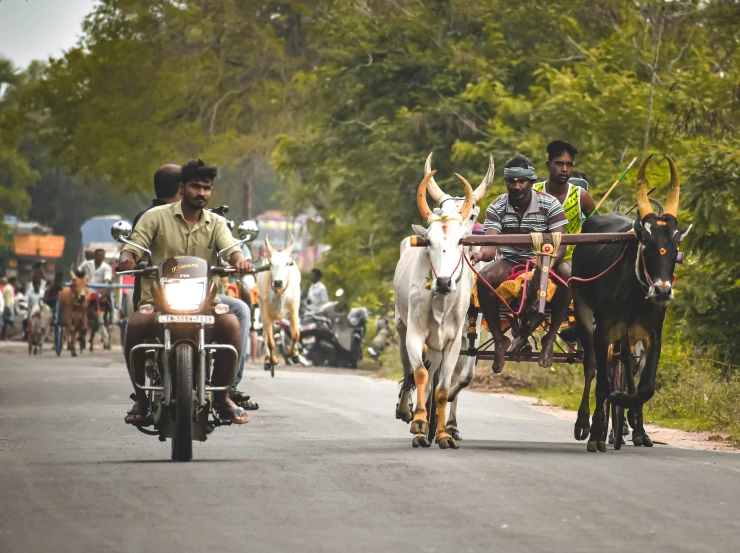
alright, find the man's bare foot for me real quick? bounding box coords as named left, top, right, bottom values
left=492, top=336, right=511, bottom=374
left=124, top=399, right=148, bottom=424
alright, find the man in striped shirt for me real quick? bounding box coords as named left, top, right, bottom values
left=468, top=154, right=570, bottom=372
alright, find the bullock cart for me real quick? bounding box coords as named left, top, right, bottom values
left=410, top=230, right=674, bottom=450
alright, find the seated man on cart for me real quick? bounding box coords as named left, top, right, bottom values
left=468, top=154, right=568, bottom=373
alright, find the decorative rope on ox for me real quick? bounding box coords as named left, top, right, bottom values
left=530, top=232, right=562, bottom=267
left=426, top=212, right=463, bottom=225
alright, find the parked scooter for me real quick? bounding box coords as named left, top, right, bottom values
left=298, top=295, right=368, bottom=368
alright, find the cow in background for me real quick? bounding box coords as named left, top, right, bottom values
left=256, top=234, right=302, bottom=371
left=28, top=303, right=53, bottom=355
left=58, top=272, right=89, bottom=357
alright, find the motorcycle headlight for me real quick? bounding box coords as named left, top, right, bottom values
left=162, top=278, right=208, bottom=311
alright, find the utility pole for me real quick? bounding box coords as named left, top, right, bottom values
left=243, top=158, right=254, bottom=220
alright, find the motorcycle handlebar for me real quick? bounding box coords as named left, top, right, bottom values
left=210, top=264, right=271, bottom=278
left=117, top=266, right=158, bottom=277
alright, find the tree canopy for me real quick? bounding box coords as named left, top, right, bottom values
left=1, top=0, right=739, bottom=360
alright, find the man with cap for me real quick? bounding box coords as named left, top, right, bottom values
left=468, top=154, right=569, bottom=372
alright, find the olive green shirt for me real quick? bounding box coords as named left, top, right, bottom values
left=122, top=202, right=241, bottom=304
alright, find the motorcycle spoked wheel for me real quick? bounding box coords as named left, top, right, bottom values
left=171, top=342, right=195, bottom=462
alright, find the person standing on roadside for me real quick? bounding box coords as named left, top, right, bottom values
left=1, top=276, right=17, bottom=340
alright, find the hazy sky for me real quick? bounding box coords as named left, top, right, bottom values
left=0, top=0, right=97, bottom=69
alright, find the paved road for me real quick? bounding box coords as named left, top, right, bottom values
left=1, top=349, right=739, bottom=553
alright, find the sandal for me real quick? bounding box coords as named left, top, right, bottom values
left=124, top=404, right=149, bottom=425
left=219, top=406, right=249, bottom=425
left=230, top=389, right=260, bottom=411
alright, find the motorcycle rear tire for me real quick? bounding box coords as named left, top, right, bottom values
left=171, top=342, right=195, bottom=462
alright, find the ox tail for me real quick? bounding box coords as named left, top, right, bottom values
left=399, top=371, right=416, bottom=392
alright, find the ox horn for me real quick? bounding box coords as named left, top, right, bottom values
left=264, top=234, right=275, bottom=257
left=424, top=153, right=449, bottom=202
left=664, top=155, right=680, bottom=217
left=417, top=170, right=436, bottom=221
left=285, top=233, right=295, bottom=255
left=454, top=173, right=475, bottom=220
left=473, top=155, right=495, bottom=203
left=635, top=154, right=655, bottom=219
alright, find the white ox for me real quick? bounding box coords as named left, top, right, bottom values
left=394, top=166, right=484, bottom=449
left=29, top=303, right=53, bottom=355
left=395, top=154, right=494, bottom=445
left=256, top=234, right=302, bottom=369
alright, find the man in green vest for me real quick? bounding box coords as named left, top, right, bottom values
left=533, top=140, right=597, bottom=347
left=534, top=140, right=596, bottom=246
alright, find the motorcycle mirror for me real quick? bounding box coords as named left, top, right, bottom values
left=335, top=288, right=345, bottom=297
left=111, top=221, right=133, bottom=242
left=111, top=220, right=152, bottom=257
left=238, top=220, right=259, bottom=242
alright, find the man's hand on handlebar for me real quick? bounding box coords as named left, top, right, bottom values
left=228, top=251, right=254, bottom=274
left=234, top=258, right=254, bottom=274
left=118, top=252, right=137, bottom=272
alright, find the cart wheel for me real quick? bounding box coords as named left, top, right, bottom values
left=425, top=368, right=439, bottom=444
left=607, top=344, right=626, bottom=451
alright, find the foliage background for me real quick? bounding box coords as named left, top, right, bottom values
left=1, top=1, right=740, bottom=422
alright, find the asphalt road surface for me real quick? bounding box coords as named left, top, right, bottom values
left=1, top=348, right=739, bottom=553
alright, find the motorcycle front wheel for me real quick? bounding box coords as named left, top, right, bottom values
left=171, top=342, right=195, bottom=462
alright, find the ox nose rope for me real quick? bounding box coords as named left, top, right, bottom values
left=428, top=251, right=465, bottom=286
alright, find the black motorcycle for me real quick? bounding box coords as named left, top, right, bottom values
left=112, top=219, right=267, bottom=462
left=298, top=302, right=368, bottom=368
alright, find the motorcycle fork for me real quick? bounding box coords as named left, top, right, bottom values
left=198, top=326, right=207, bottom=407
left=162, top=328, right=172, bottom=406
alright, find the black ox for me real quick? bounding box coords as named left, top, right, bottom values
left=570, top=155, right=690, bottom=453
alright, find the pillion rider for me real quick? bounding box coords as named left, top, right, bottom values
left=118, top=159, right=254, bottom=425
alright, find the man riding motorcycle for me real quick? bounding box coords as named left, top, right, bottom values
left=118, top=159, right=254, bottom=425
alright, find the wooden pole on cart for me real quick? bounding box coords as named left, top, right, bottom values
left=593, top=157, right=638, bottom=214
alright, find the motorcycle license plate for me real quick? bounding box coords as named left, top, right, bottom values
left=157, top=314, right=215, bottom=325
left=302, top=336, right=316, bottom=345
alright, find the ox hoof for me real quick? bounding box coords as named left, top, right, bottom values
left=410, top=420, right=428, bottom=436
left=446, top=426, right=462, bottom=441
left=71, top=351, right=78, bottom=358
left=587, top=441, right=606, bottom=453
left=412, top=436, right=431, bottom=448
left=574, top=415, right=590, bottom=441
left=435, top=434, right=459, bottom=450
left=633, top=433, right=653, bottom=447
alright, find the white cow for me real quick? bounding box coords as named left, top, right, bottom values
left=395, top=154, right=494, bottom=443
left=394, top=169, right=480, bottom=449
left=29, top=303, right=53, bottom=355
left=256, top=234, right=302, bottom=371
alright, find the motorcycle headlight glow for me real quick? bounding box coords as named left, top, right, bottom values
left=162, top=278, right=207, bottom=311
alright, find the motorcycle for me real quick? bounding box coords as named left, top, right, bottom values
left=111, top=218, right=267, bottom=462
left=298, top=299, right=368, bottom=368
